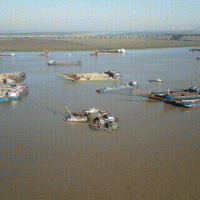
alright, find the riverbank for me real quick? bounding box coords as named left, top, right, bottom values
left=0, top=37, right=200, bottom=52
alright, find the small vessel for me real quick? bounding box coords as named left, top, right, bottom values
left=62, top=105, right=87, bottom=122
left=90, top=48, right=126, bottom=56
left=0, top=53, right=15, bottom=59
left=149, top=79, right=163, bottom=82
left=61, top=70, right=122, bottom=82
left=38, top=50, right=48, bottom=57
left=47, top=60, right=81, bottom=66
left=190, top=49, right=200, bottom=52
left=96, top=81, right=138, bottom=93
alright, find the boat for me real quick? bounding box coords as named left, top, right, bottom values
left=62, top=105, right=88, bottom=122
left=47, top=60, right=81, bottom=66
left=196, top=57, right=200, bottom=60
left=146, top=87, right=200, bottom=102
left=38, top=50, right=48, bottom=57
left=169, top=99, right=200, bottom=108
left=61, top=70, right=122, bottom=82
left=90, top=48, right=126, bottom=55
left=149, top=79, right=163, bottom=82
left=96, top=81, right=138, bottom=93
left=83, top=107, right=109, bottom=118
left=0, top=72, right=26, bottom=85
left=0, top=92, right=10, bottom=102
left=89, top=118, right=119, bottom=130
left=8, top=90, right=22, bottom=100
left=0, top=53, right=15, bottom=59
left=190, top=49, right=200, bottom=52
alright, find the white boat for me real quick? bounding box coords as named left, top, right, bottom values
left=8, top=90, right=21, bottom=100
left=83, top=107, right=108, bottom=118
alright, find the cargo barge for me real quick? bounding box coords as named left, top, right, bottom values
left=61, top=70, right=122, bottom=82
left=90, top=48, right=126, bottom=56
left=168, top=99, right=200, bottom=108
left=149, top=79, right=163, bottom=82
left=96, top=81, right=138, bottom=93
left=0, top=53, right=15, bottom=59
left=47, top=60, right=81, bottom=66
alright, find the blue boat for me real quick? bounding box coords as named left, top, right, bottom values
left=0, top=93, right=10, bottom=102
left=170, top=99, right=200, bottom=108
left=96, top=81, right=138, bottom=93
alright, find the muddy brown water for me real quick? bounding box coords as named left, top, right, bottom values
left=0, top=48, right=200, bottom=199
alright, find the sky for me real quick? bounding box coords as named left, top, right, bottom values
left=0, top=0, right=199, bottom=33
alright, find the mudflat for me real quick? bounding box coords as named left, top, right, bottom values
left=0, top=37, right=200, bottom=52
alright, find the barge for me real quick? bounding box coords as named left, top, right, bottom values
left=169, top=99, right=200, bottom=108
left=149, top=79, right=163, bottom=82
left=90, top=48, right=126, bottom=56
left=47, top=60, right=81, bottom=66
left=61, top=70, right=122, bottom=82
left=96, top=81, right=138, bottom=93
left=0, top=53, right=15, bottom=59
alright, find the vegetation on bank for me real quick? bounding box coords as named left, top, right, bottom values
left=0, top=37, right=200, bottom=52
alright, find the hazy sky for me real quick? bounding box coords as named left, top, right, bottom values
left=0, top=0, right=199, bottom=32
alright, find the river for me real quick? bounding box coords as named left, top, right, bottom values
left=0, top=48, right=199, bottom=199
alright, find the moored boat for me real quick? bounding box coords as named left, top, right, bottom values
left=0, top=53, right=15, bottom=59
left=61, top=70, right=122, bottom=82
left=8, top=90, right=22, bottom=100
left=96, top=81, right=138, bottom=93
left=0, top=92, right=10, bottom=102
left=149, top=79, right=163, bottom=82
left=47, top=60, right=81, bottom=66
left=62, top=105, right=88, bottom=122
left=169, top=99, right=200, bottom=108
left=90, top=48, right=126, bottom=55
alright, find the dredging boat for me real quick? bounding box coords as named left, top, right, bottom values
left=90, top=48, right=126, bottom=56
left=61, top=70, right=122, bottom=82
left=62, top=105, right=88, bottom=122
left=96, top=81, right=138, bottom=93
left=47, top=60, right=81, bottom=66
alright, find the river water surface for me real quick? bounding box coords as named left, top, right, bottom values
left=0, top=48, right=200, bottom=199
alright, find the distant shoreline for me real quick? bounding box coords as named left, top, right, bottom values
left=0, top=37, right=200, bottom=52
